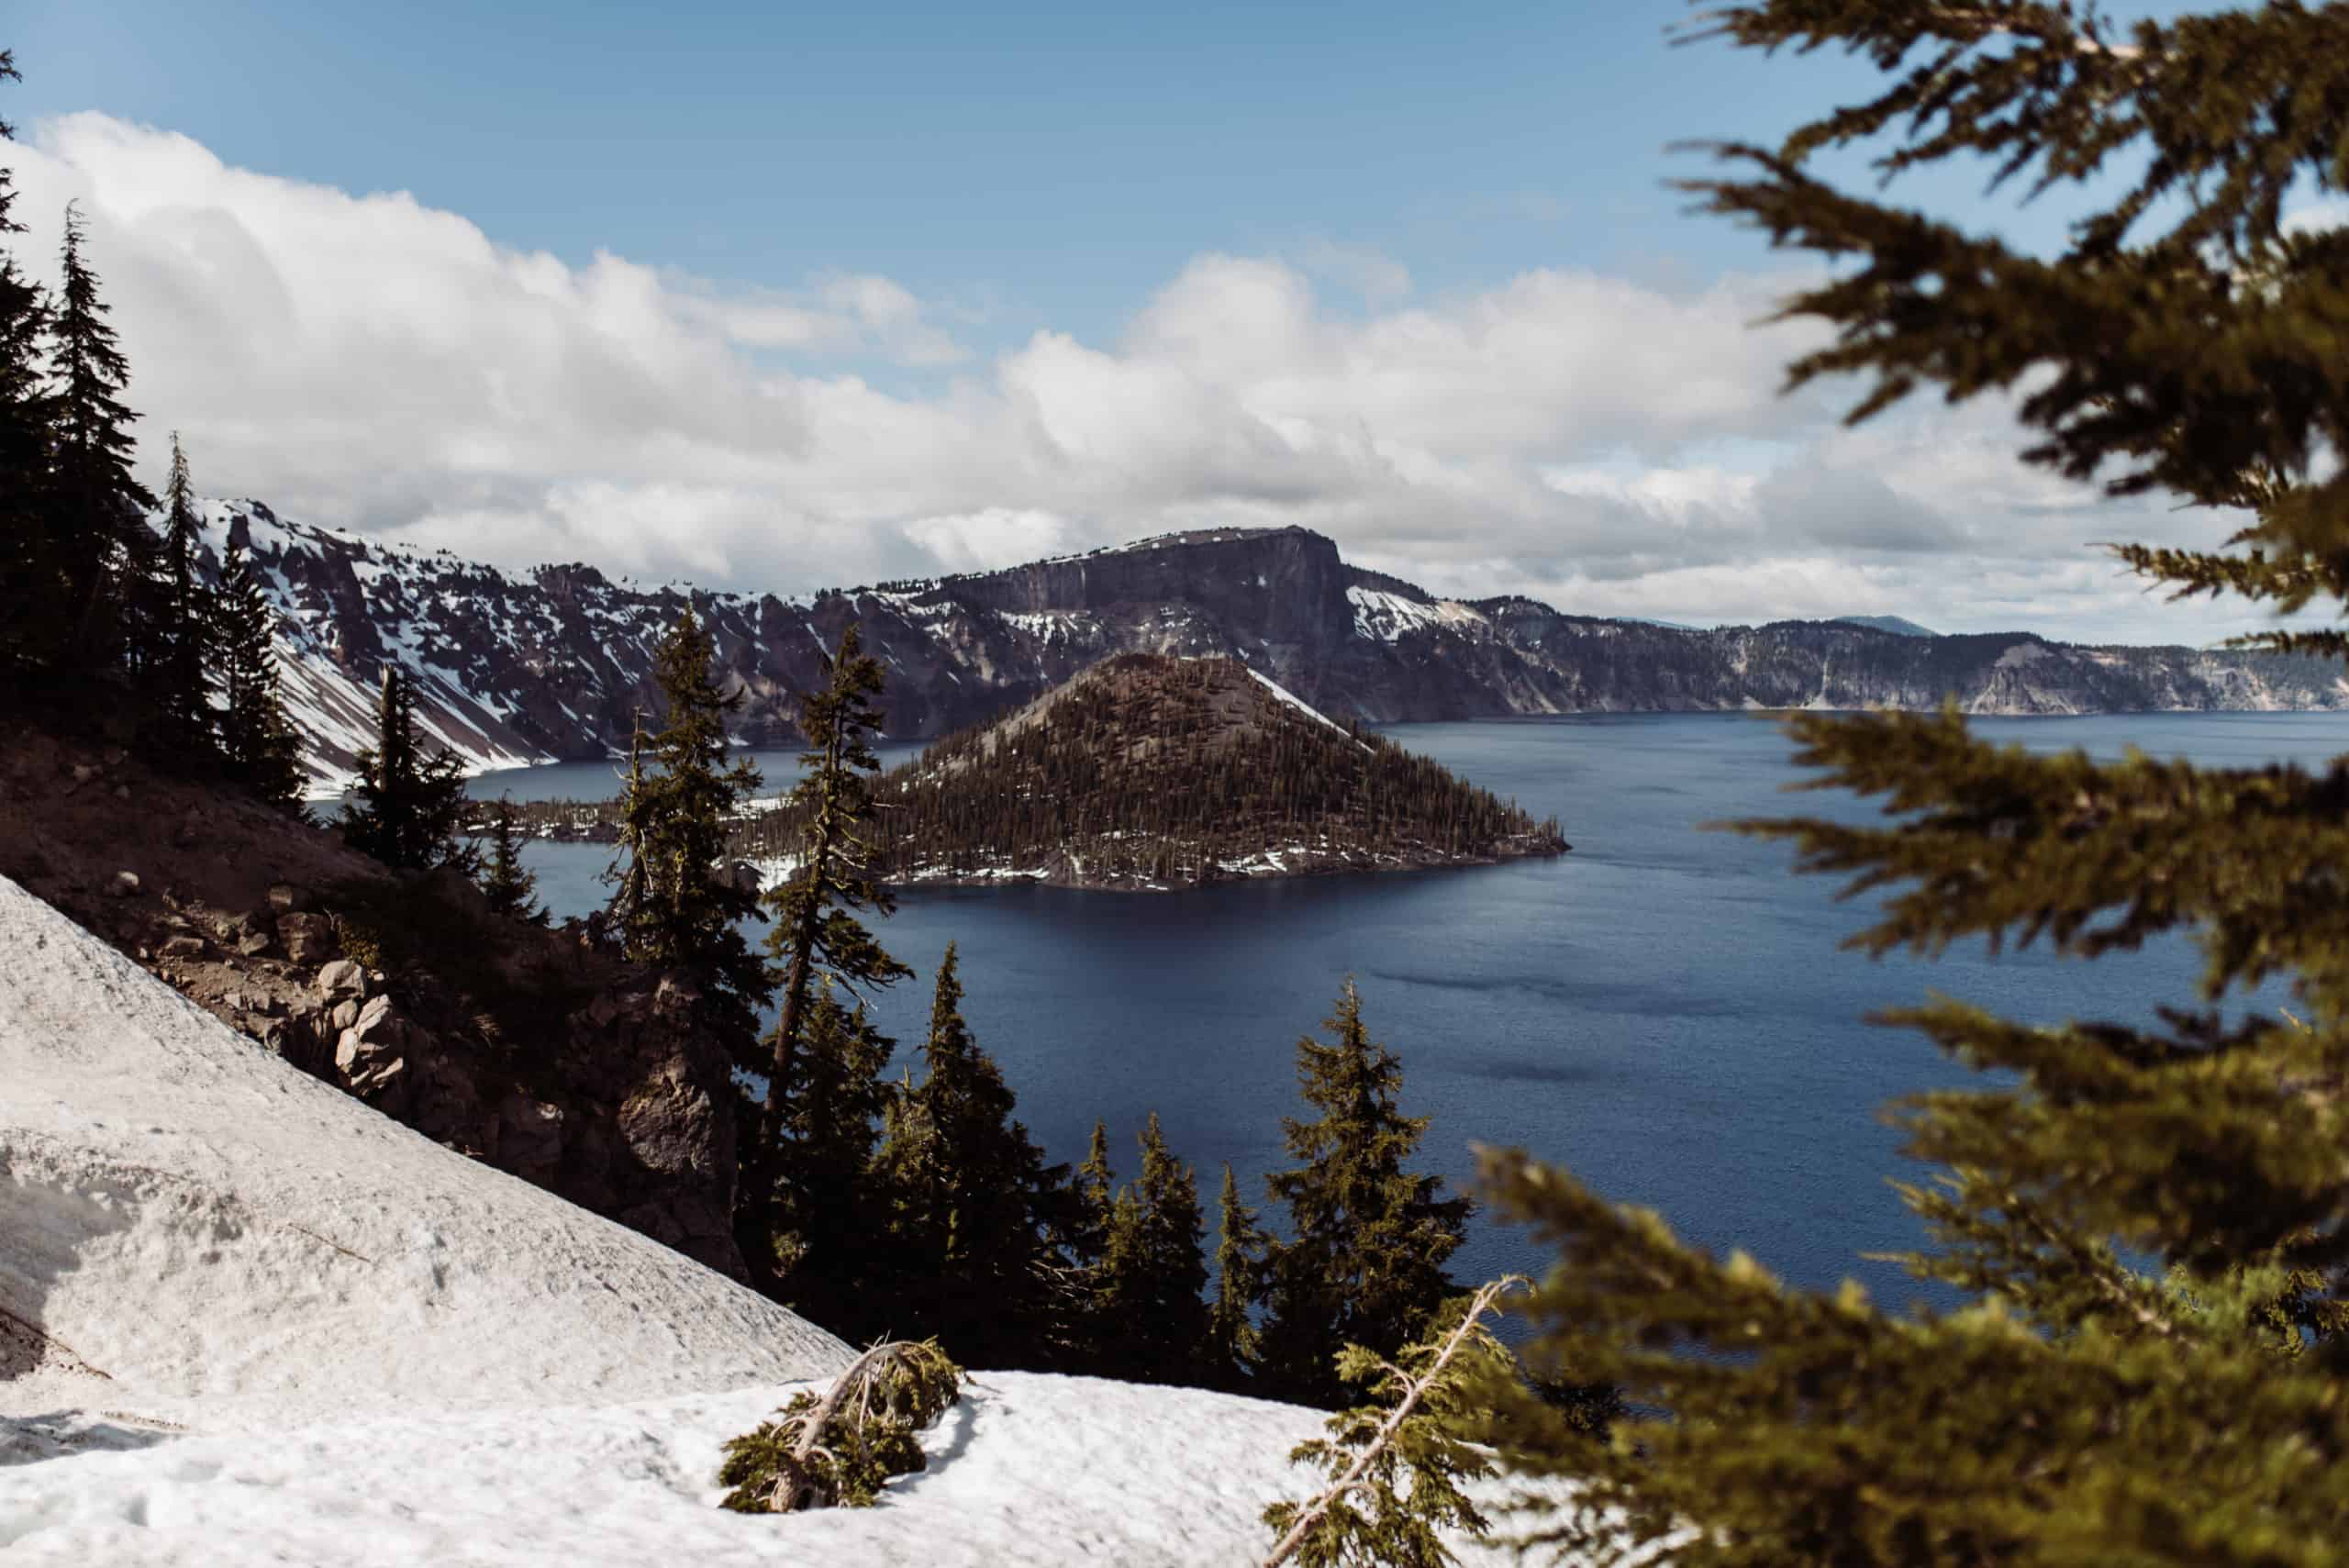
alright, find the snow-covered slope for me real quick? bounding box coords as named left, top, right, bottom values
left=0, top=877, right=1548, bottom=1564
left=0, top=873, right=851, bottom=1440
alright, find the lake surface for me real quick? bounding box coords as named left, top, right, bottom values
left=471, top=712, right=2349, bottom=1308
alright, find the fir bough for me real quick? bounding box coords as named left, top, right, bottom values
left=1261, top=1276, right=1525, bottom=1568
left=717, top=1339, right=962, bottom=1514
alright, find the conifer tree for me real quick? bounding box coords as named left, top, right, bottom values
left=478, top=796, right=544, bottom=923
left=1261, top=980, right=1469, bottom=1408
left=140, top=432, right=216, bottom=753
left=771, top=980, right=896, bottom=1332
left=744, top=624, right=909, bottom=1280
left=45, top=202, right=154, bottom=674
left=1465, top=5, right=2349, bottom=1563
left=872, top=943, right=1063, bottom=1367
left=341, top=665, right=478, bottom=874
left=1207, top=1162, right=1272, bottom=1389
left=1074, top=1118, right=1116, bottom=1262
left=0, top=51, right=56, bottom=682
left=211, top=539, right=304, bottom=809
left=1091, top=1112, right=1210, bottom=1385
left=603, top=606, right=769, bottom=1073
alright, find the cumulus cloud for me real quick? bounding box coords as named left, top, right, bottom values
left=2, top=111, right=2306, bottom=644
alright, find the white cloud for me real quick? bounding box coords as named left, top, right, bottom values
left=4, top=111, right=2313, bottom=646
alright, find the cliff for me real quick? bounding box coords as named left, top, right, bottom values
left=166, top=502, right=2349, bottom=788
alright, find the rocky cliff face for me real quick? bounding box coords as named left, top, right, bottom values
left=173, top=503, right=2349, bottom=787
left=0, top=729, right=749, bottom=1279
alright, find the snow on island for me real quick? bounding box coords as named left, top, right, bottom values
left=0, top=877, right=1542, bottom=1564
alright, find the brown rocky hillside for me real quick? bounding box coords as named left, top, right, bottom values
left=0, top=730, right=747, bottom=1278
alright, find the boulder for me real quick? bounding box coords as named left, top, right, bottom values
left=106, top=870, right=141, bottom=898
left=334, top=995, right=411, bottom=1104
left=316, top=959, right=369, bottom=1001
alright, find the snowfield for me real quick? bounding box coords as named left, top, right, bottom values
left=0, top=877, right=1547, bottom=1564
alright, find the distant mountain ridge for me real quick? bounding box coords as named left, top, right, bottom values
left=171, top=502, right=2349, bottom=787
left=1837, top=615, right=1938, bottom=638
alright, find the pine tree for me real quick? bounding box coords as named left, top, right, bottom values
left=341, top=665, right=478, bottom=874
left=744, top=624, right=910, bottom=1282
left=141, top=432, right=216, bottom=754
left=211, top=539, right=304, bottom=809
left=45, top=202, right=154, bottom=676
left=1465, top=5, right=2349, bottom=1563
left=1261, top=980, right=1469, bottom=1408
left=478, top=796, right=544, bottom=923
left=871, top=943, right=1063, bottom=1368
left=602, top=606, right=770, bottom=1074
left=0, top=51, right=57, bottom=683
left=771, top=980, right=896, bottom=1332
left=1207, top=1162, right=1272, bottom=1389
left=1091, top=1112, right=1209, bottom=1385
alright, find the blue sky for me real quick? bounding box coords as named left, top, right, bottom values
left=6, top=0, right=2321, bottom=643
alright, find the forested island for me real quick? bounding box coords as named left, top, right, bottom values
left=496, top=652, right=1568, bottom=891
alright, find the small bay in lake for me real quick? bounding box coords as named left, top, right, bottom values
left=472, top=711, right=2349, bottom=1308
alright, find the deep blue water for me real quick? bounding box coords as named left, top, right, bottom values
left=471, top=712, right=2349, bottom=1309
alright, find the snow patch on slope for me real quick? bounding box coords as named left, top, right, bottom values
left=0, top=873, right=852, bottom=1441
left=1246, top=668, right=1356, bottom=741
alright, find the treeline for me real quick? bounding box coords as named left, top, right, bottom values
left=0, top=52, right=302, bottom=806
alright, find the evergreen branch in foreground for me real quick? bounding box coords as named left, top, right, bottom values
left=1261, top=1275, right=1527, bottom=1568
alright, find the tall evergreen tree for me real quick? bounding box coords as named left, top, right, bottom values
left=1466, top=5, right=2349, bottom=1563
left=1260, top=979, right=1469, bottom=1408
left=341, top=665, right=478, bottom=874
left=1206, top=1162, right=1272, bottom=1389
left=0, top=51, right=56, bottom=683
left=143, top=432, right=216, bottom=753
left=211, top=539, right=304, bottom=810
left=45, top=201, right=154, bottom=674
left=772, top=979, right=897, bottom=1333
left=603, top=606, right=770, bottom=1073
left=872, top=943, right=1063, bottom=1368
left=478, top=796, right=544, bottom=923
left=745, top=624, right=910, bottom=1282
left=1091, top=1112, right=1210, bottom=1385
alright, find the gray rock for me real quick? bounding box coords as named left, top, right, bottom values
left=158, top=934, right=206, bottom=960
left=316, top=959, right=369, bottom=1000
left=106, top=871, right=141, bottom=898
left=267, top=882, right=314, bottom=914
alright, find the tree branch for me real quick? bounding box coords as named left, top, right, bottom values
left=1261, top=1276, right=1522, bottom=1568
